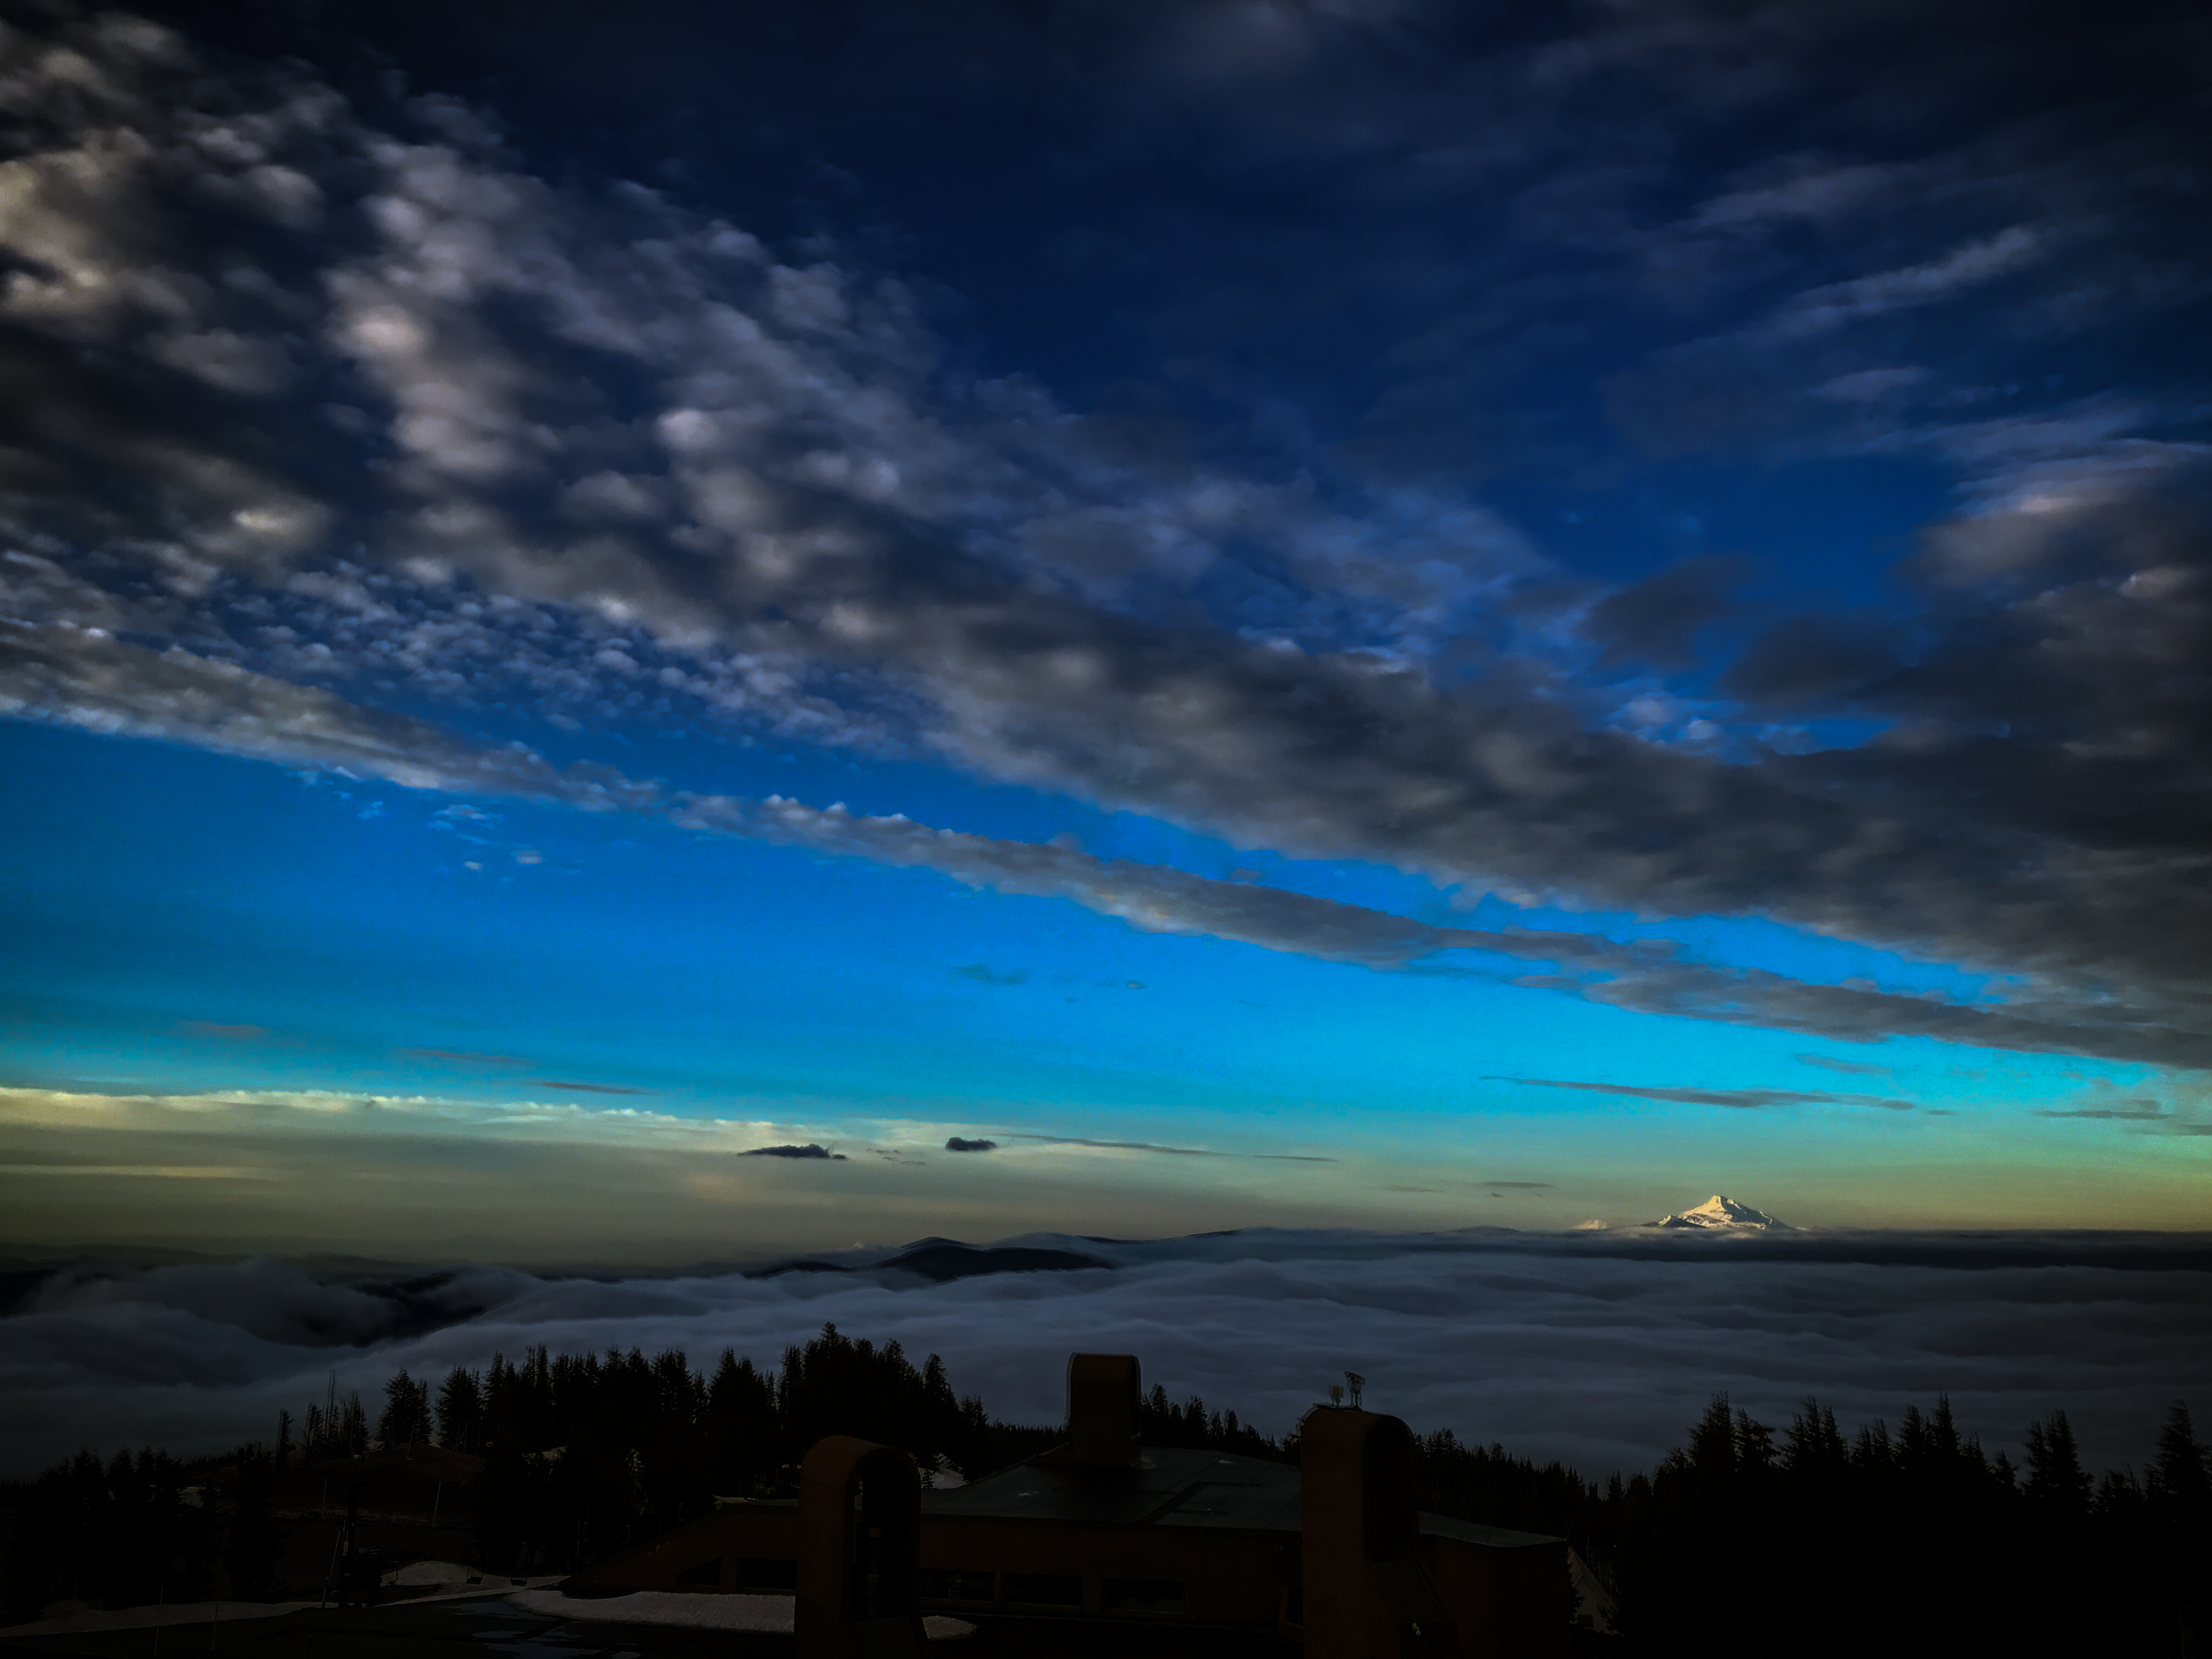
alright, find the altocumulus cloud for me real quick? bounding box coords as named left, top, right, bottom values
left=0, top=7, right=2208, bottom=1080
left=1, top=1230, right=2205, bottom=1480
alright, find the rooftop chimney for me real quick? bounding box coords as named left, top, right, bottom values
left=1037, top=1352, right=1142, bottom=1470
left=1301, top=1408, right=1455, bottom=1658
left=795, top=1435, right=924, bottom=1658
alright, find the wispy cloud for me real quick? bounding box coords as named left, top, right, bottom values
left=0, top=1163, right=274, bottom=1179
left=1754, top=227, right=2046, bottom=342
left=1796, top=1053, right=1893, bottom=1077
left=1007, top=1133, right=1334, bottom=1163
left=9, top=624, right=2212, bottom=1070
left=1487, top=1077, right=1917, bottom=1112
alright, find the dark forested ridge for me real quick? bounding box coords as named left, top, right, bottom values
left=2, top=1324, right=2205, bottom=1657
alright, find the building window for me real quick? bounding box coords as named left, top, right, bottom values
left=1002, top=1573, right=1084, bottom=1607
left=921, top=1569, right=998, bottom=1603
left=734, top=1557, right=798, bottom=1591
left=1104, top=1578, right=1185, bottom=1614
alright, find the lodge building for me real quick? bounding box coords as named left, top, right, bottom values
left=568, top=1353, right=1575, bottom=1657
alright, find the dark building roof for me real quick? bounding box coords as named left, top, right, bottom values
left=1416, top=1511, right=1561, bottom=1552
left=925, top=1447, right=1556, bottom=1551
left=925, top=1447, right=1300, bottom=1532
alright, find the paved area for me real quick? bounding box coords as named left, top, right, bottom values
left=0, top=1595, right=775, bottom=1657
left=0, top=1597, right=1301, bottom=1658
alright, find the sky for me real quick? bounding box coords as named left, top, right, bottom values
left=1, top=0, right=2210, bottom=1261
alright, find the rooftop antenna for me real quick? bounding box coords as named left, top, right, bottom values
left=1328, top=1383, right=1345, bottom=1409
left=1345, top=1371, right=1366, bottom=1410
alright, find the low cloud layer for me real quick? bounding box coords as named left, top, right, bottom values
left=1, top=1230, right=2203, bottom=1481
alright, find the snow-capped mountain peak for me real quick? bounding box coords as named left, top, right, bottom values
left=1651, top=1194, right=1787, bottom=1230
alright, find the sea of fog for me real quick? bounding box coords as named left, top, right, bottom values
left=2, top=1227, right=2207, bottom=1480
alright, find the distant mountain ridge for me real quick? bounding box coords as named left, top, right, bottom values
left=1651, top=1195, right=1789, bottom=1231
left=745, top=1240, right=1113, bottom=1282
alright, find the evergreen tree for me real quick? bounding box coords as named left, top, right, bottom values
left=2025, top=1410, right=2093, bottom=1521
left=378, top=1370, right=433, bottom=1450
left=706, top=1348, right=778, bottom=1494
left=2, top=1448, right=214, bottom=1619
left=2150, top=1401, right=2209, bottom=1510
left=1782, top=1400, right=1847, bottom=1481
left=436, top=1366, right=483, bottom=1452
left=2148, top=1402, right=2209, bottom=1658
left=1682, top=1393, right=1738, bottom=1486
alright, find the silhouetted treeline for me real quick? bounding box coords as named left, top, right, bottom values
left=1413, top=1430, right=1598, bottom=1544
left=5, top=1325, right=2205, bottom=1657
left=295, top=1377, right=368, bottom=1462
left=1587, top=1394, right=2210, bottom=1657
left=448, top=1324, right=1058, bottom=1573
left=1136, top=1383, right=1286, bottom=1462
left=0, top=1446, right=278, bottom=1619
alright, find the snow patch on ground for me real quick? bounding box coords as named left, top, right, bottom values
left=507, top=1588, right=975, bottom=1640
left=0, top=1601, right=317, bottom=1639
left=385, top=1559, right=486, bottom=1586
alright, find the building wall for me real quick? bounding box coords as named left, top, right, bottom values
left=567, top=1501, right=1568, bottom=1658
left=1422, top=1535, right=1570, bottom=1659
left=921, top=1515, right=1299, bottom=1631
left=566, top=1504, right=799, bottom=1596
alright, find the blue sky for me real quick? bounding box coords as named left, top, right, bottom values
left=0, top=0, right=2206, bottom=1255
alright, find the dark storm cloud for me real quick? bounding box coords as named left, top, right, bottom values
left=741, top=1144, right=848, bottom=1161
left=944, top=1137, right=998, bottom=1153
left=2, top=1232, right=2204, bottom=1480
left=1583, top=556, right=1748, bottom=671
left=1719, top=613, right=1899, bottom=710
left=1489, top=1077, right=1918, bottom=1112
left=0, top=3, right=2207, bottom=1071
